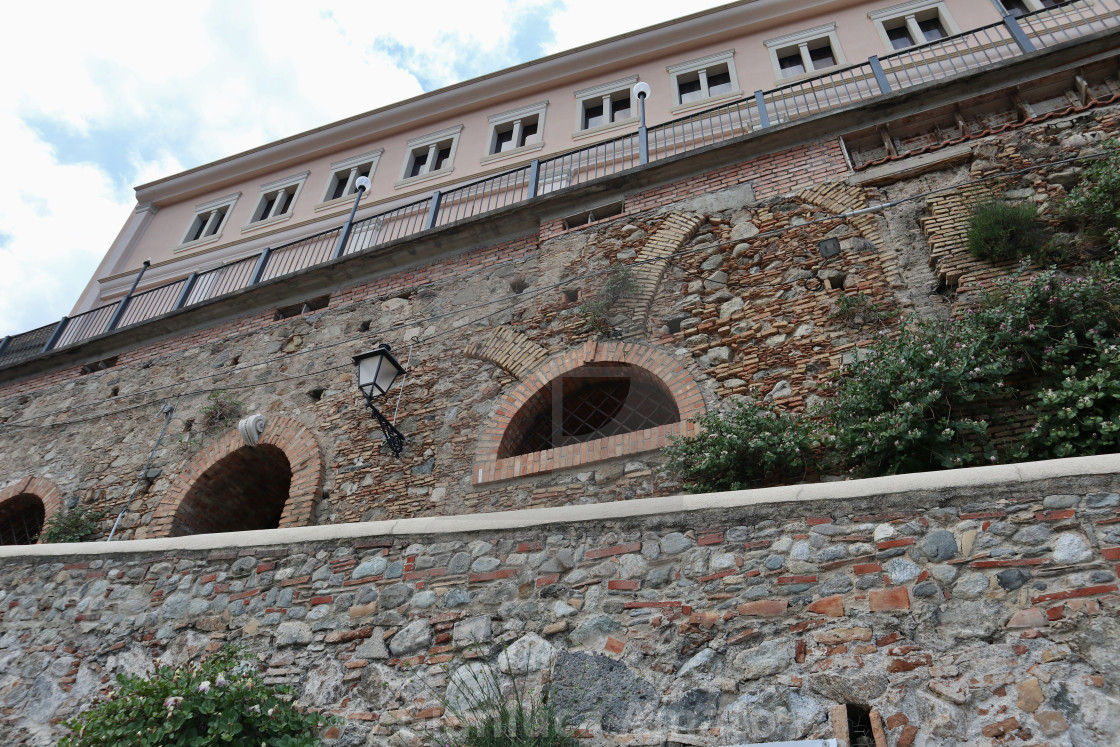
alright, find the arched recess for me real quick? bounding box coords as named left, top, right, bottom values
left=0, top=476, right=64, bottom=545
left=473, top=340, right=707, bottom=484
left=147, top=415, right=323, bottom=538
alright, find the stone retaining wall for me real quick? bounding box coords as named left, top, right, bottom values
left=2, top=456, right=1119, bottom=746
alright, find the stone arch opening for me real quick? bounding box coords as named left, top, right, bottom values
left=498, top=362, right=680, bottom=458
left=474, top=340, right=708, bottom=485
left=150, top=415, right=323, bottom=539
left=171, top=445, right=292, bottom=536
left=0, top=493, right=46, bottom=545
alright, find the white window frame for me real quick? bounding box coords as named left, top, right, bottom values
left=667, top=50, right=742, bottom=114
left=177, top=192, right=240, bottom=251
left=765, top=24, right=847, bottom=83
left=318, top=149, right=383, bottom=209
left=482, top=101, right=548, bottom=165
left=244, top=171, right=309, bottom=231
left=996, top=0, right=1068, bottom=16
left=869, top=0, right=960, bottom=51
left=573, top=75, right=639, bottom=139
left=396, top=125, right=463, bottom=188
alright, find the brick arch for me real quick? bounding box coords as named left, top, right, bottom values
left=0, top=476, right=64, bottom=544
left=147, top=415, right=323, bottom=538
left=473, top=340, right=706, bottom=484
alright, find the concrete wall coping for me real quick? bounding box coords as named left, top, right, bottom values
left=3, top=453, right=1117, bottom=559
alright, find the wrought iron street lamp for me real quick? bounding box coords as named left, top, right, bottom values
left=332, top=175, right=372, bottom=259
left=353, top=343, right=407, bottom=456
left=634, top=82, right=651, bottom=165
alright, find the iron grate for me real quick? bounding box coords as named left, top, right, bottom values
left=509, top=372, right=679, bottom=456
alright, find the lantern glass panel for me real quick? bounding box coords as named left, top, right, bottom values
left=357, top=355, right=385, bottom=396
left=373, top=356, right=401, bottom=395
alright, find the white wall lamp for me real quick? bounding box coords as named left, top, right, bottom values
left=353, top=343, right=407, bottom=457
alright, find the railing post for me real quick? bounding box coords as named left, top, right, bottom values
left=106, top=259, right=151, bottom=332
left=0, top=336, right=10, bottom=359
left=173, top=272, right=198, bottom=310
left=42, top=317, right=70, bottom=353
left=1002, top=13, right=1036, bottom=53
left=754, top=90, right=771, bottom=129
left=868, top=55, right=892, bottom=94
left=527, top=159, right=540, bottom=199
left=424, top=190, right=443, bottom=231
left=249, top=248, right=272, bottom=285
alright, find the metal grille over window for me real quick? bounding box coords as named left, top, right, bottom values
left=0, top=494, right=45, bottom=545
left=498, top=364, right=680, bottom=458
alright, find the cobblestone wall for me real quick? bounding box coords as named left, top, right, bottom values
left=2, top=461, right=1119, bottom=745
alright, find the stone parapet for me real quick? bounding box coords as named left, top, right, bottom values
left=2, top=454, right=1119, bottom=745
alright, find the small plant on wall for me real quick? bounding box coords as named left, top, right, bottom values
left=40, top=505, right=108, bottom=543
left=199, top=390, right=243, bottom=429
left=59, top=646, right=336, bottom=747
left=434, top=654, right=577, bottom=747
left=579, top=263, right=636, bottom=337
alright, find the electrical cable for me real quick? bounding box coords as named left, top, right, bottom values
left=0, top=149, right=1109, bottom=430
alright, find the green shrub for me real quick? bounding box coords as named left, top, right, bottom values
left=59, top=646, right=335, bottom=747
left=40, top=505, right=107, bottom=543
left=966, top=199, right=1046, bottom=262
left=1061, top=141, right=1120, bottom=254
left=664, top=398, right=816, bottom=491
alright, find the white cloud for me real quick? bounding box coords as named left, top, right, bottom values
left=544, top=0, right=731, bottom=54
left=0, top=114, right=133, bottom=335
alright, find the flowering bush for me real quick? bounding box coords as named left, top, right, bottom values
left=59, top=646, right=335, bottom=747
left=825, top=319, right=1009, bottom=475
left=664, top=398, right=815, bottom=491
left=666, top=260, right=1120, bottom=486
left=1015, top=334, right=1120, bottom=460
left=1061, top=141, right=1120, bottom=254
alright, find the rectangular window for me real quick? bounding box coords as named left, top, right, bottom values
left=322, top=150, right=382, bottom=204
left=179, top=193, right=239, bottom=248
left=491, top=114, right=539, bottom=154
left=870, top=2, right=960, bottom=52
left=246, top=171, right=308, bottom=228
left=484, top=102, right=547, bottom=161
left=397, top=125, right=463, bottom=185
left=574, top=76, right=638, bottom=136
left=766, top=26, right=845, bottom=81
left=667, top=52, right=741, bottom=109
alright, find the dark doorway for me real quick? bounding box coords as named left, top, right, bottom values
left=171, top=445, right=292, bottom=536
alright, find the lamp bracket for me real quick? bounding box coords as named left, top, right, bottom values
left=361, top=392, right=406, bottom=457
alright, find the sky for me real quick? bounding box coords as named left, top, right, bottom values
left=0, top=0, right=732, bottom=340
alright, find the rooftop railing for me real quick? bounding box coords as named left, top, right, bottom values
left=1, top=0, right=1117, bottom=371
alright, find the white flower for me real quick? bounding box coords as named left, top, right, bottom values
left=197, top=680, right=211, bottom=694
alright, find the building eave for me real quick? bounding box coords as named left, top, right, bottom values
left=133, top=0, right=856, bottom=205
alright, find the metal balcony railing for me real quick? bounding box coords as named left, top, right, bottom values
left=2, top=0, right=1117, bottom=371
